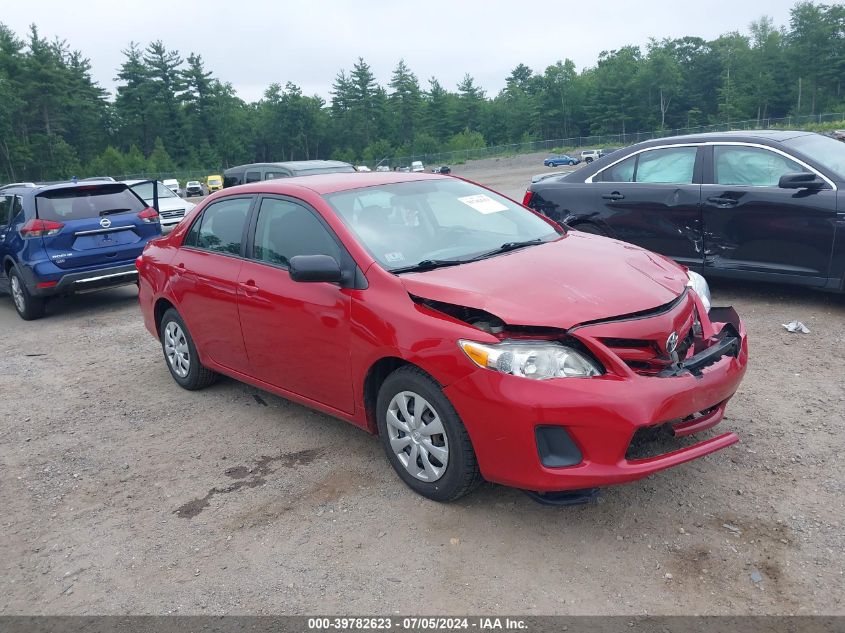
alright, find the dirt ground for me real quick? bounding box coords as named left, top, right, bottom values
left=1, top=156, right=844, bottom=616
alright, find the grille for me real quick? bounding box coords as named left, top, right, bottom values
left=160, top=209, right=185, bottom=219
left=601, top=327, right=695, bottom=376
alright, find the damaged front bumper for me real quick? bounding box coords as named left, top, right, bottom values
left=442, top=295, right=748, bottom=493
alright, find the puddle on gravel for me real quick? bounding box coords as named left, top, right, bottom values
left=174, top=448, right=321, bottom=519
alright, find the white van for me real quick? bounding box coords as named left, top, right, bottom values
left=411, top=160, right=425, bottom=172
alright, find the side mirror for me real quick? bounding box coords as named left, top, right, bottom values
left=289, top=255, right=342, bottom=283
left=778, top=172, right=826, bottom=190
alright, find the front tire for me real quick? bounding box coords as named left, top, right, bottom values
left=9, top=269, right=45, bottom=320
left=159, top=308, right=217, bottom=390
left=376, top=366, right=481, bottom=501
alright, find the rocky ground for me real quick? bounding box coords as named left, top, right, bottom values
left=1, top=156, right=843, bottom=615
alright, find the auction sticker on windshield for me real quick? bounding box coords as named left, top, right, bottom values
left=457, top=194, right=508, bottom=214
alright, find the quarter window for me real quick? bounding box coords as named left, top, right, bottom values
left=252, top=198, right=341, bottom=267
left=714, top=146, right=804, bottom=187
left=185, top=197, right=251, bottom=255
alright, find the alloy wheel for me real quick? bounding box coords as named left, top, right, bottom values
left=10, top=275, right=25, bottom=313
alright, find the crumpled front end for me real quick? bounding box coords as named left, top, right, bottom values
left=442, top=289, right=748, bottom=493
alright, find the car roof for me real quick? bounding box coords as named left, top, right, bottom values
left=222, top=171, right=446, bottom=195
left=636, top=129, right=815, bottom=147
left=224, top=160, right=353, bottom=173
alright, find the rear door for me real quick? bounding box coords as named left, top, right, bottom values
left=170, top=196, right=254, bottom=373
left=589, top=145, right=704, bottom=265
left=701, top=143, right=837, bottom=283
left=35, top=184, right=160, bottom=270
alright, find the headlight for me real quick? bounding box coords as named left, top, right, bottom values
left=459, top=339, right=601, bottom=380
left=686, top=270, right=711, bottom=312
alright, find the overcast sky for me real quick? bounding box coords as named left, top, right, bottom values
left=4, top=0, right=799, bottom=103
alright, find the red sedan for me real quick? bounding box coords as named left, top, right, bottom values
left=136, top=172, right=748, bottom=504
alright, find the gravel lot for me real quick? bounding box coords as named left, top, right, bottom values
left=1, top=155, right=843, bottom=615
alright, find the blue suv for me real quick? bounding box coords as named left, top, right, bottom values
left=0, top=181, right=161, bottom=319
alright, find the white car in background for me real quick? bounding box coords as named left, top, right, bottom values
left=355, top=165, right=371, bottom=172
left=162, top=179, right=181, bottom=196
left=124, top=180, right=196, bottom=231
left=411, top=160, right=425, bottom=172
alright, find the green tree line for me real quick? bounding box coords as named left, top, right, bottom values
left=1, top=1, right=843, bottom=182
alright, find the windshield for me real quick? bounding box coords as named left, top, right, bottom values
left=324, top=179, right=561, bottom=271
left=783, top=134, right=845, bottom=181
left=130, top=181, right=177, bottom=201
left=208, top=176, right=222, bottom=185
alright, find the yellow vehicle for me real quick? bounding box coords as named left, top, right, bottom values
left=206, top=174, right=223, bottom=192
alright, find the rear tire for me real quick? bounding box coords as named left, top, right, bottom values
left=159, top=308, right=217, bottom=390
left=9, top=269, right=45, bottom=320
left=376, top=366, right=481, bottom=502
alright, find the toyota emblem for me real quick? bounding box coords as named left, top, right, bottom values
left=666, top=331, right=679, bottom=354
left=99, top=217, right=112, bottom=228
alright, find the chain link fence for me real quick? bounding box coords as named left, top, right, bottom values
left=113, top=111, right=845, bottom=179
left=387, top=112, right=845, bottom=169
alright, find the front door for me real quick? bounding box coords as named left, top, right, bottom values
left=171, top=196, right=254, bottom=372
left=592, top=145, right=704, bottom=265
left=237, top=196, right=355, bottom=413
left=701, top=144, right=837, bottom=283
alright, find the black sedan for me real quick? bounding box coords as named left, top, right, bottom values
left=524, top=131, right=845, bottom=292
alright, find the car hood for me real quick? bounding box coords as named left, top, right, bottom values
left=400, top=233, right=688, bottom=329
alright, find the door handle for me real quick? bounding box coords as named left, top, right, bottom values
left=602, top=192, right=625, bottom=201
left=239, top=280, right=259, bottom=295
left=706, top=196, right=738, bottom=207
left=172, top=262, right=185, bottom=275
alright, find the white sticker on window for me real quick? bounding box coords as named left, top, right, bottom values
left=384, top=252, right=405, bottom=263
left=457, top=194, right=509, bottom=214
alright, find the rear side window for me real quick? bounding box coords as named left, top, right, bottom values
left=0, top=196, right=11, bottom=224
left=35, top=185, right=146, bottom=222
left=185, top=197, right=251, bottom=255
left=223, top=174, right=241, bottom=188
left=714, top=146, right=804, bottom=186
left=602, top=155, right=636, bottom=182
left=264, top=172, right=285, bottom=180
left=245, top=171, right=261, bottom=183
left=252, top=198, right=341, bottom=267
left=635, top=147, right=697, bottom=184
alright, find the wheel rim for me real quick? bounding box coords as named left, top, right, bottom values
left=163, top=321, right=190, bottom=378
left=386, top=391, right=449, bottom=482
left=10, top=275, right=25, bottom=313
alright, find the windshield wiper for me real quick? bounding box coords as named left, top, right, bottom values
left=469, top=238, right=545, bottom=261
left=390, top=259, right=467, bottom=274
left=99, top=208, right=131, bottom=216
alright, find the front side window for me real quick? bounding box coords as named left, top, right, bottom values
left=185, top=197, right=251, bottom=254
left=715, top=145, right=805, bottom=187
left=245, top=172, right=261, bottom=184
left=252, top=198, right=341, bottom=267
left=324, top=179, right=561, bottom=271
